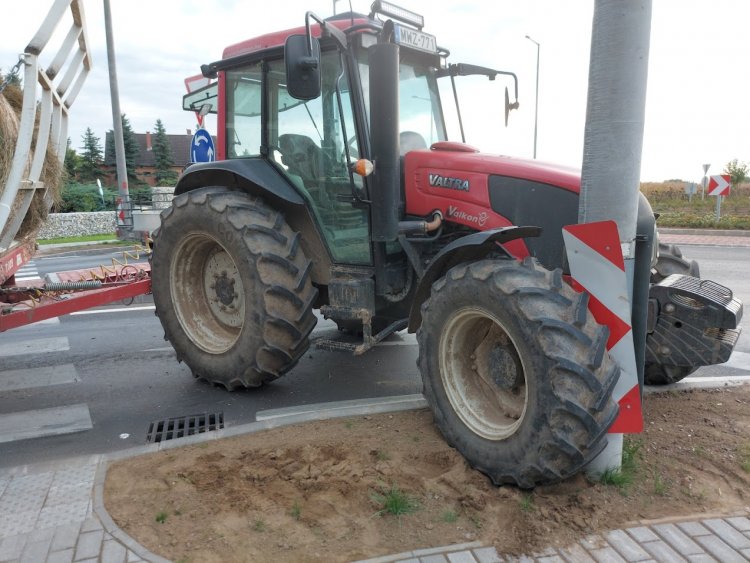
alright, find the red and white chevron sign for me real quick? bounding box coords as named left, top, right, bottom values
left=562, top=221, right=642, bottom=433
left=708, top=174, right=731, bottom=196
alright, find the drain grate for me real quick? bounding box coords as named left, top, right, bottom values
left=146, top=412, right=224, bottom=443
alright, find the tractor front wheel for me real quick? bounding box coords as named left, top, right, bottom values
left=417, top=258, right=619, bottom=488
left=151, top=188, right=317, bottom=390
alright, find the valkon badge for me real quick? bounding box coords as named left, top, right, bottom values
left=429, top=173, right=470, bottom=192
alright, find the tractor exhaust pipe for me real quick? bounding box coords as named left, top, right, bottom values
left=369, top=38, right=400, bottom=242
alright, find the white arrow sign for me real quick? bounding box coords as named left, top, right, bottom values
left=708, top=174, right=730, bottom=196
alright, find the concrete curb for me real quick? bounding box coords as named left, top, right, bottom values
left=658, top=227, right=750, bottom=237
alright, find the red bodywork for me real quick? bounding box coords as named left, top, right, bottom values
left=404, top=142, right=582, bottom=256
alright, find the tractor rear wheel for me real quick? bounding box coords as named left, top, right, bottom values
left=417, top=258, right=619, bottom=488
left=151, top=188, right=317, bottom=390
left=645, top=242, right=700, bottom=385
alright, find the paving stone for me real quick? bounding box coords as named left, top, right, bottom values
left=46, top=548, right=74, bottom=563
left=0, top=478, right=10, bottom=498
left=126, top=551, right=142, bottom=562
left=0, top=510, right=38, bottom=538
left=726, top=516, right=750, bottom=532
left=45, top=483, right=93, bottom=507
left=101, top=539, right=127, bottom=563
left=472, top=547, right=502, bottom=563
left=395, top=558, right=419, bottom=563
left=741, top=548, right=750, bottom=559
left=653, top=524, right=705, bottom=556
left=686, top=555, right=717, bottom=563
left=700, top=518, right=750, bottom=550
left=559, top=543, right=596, bottom=563
left=0, top=534, right=28, bottom=561
left=536, top=556, right=565, bottom=563
left=693, top=535, right=746, bottom=563
left=50, top=466, right=97, bottom=491
left=589, top=547, right=627, bottom=563
left=74, top=530, right=103, bottom=561
left=36, top=501, right=89, bottom=530
left=51, top=523, right=82, bottom=552
left=447, top=552, right=478, bottom=563
left=640, top=540, right=687, bottom=563
left=418, top=555, right=448, bottom=563
left=78, top=518, right=102, bottom=534
left=676, top=522, right=712, bottom=538
left=19, top=536, right=53, bottom=563
left=606, top=529, right=651, bottom=561
left=581, top=535, right=608, bottom=551
left=626, top=527, right=660, bottom=544
left=28, top=527, right=55, bottom=544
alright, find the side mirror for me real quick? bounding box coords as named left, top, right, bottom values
left=285, top=35, right=321, bottom=100
left=504, top=86, right=519, bottom=127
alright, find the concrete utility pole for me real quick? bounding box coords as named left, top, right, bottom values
left=579, top=0, right=652, bottom=475
left=103, top=0, right=131, bottom=237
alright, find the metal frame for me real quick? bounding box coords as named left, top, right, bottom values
left=0, top=0, right=92, bottom=250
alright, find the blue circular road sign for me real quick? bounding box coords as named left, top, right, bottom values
left=191, top=129, right=215, bottom=163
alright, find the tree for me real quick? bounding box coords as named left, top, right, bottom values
left=63, top=137, right=81, bottom=183
left=105, top=113, right=141, bottom=184
left=152, top=119, right=177, bottom=186
left=78, top=128, right=103, bottom=182
left=0, top=67, right=22, bottom=89
left=724, top=159, right=749, bottom=189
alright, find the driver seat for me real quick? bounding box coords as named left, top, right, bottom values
left=279, top=134, right=323, bottom=185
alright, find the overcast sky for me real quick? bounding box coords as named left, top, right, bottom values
left=2, top=0, right=747, bottom=182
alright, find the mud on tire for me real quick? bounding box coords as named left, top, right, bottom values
left=417, top=258, right=619, bottom=488
left=151, top=187, right=317, bottom=390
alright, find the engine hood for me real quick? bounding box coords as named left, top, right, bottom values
left=406, top=142, right=582, bottom=194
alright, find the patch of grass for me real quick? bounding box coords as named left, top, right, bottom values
left=291, top=501, right=301, bottom=521
left=599, top=467, right=633, bottom=490
left=155, top=511, right=168, bottom=524
left=652, top=471, right=669, bottom=496
left=374, top=449, right=391, bottom=461
left=37, top=233, right=120, bottom=245
left=253, top=518, right=266, bottom=532
left=370, top=484, right=419, bottom=517
left=441, top=510, right=458, bottom=523
left=519, top=494, right=534, bottom=512
left=344, top=420, right=354, bottom=429
left=599, top=437, right=641, bottom=493
left=739, top=444, right=750, bottom=473
left=468, top=512, right=484, bottom=530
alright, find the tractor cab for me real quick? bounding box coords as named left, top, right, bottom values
left=181, top=3, right=518, bottom=270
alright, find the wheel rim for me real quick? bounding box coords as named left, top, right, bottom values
left=439, top=307, right=528, bottom=440
left=169, top=232, right=245, bottom=354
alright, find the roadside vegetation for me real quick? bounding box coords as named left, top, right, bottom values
left=37, top=233, right=120, bottom=245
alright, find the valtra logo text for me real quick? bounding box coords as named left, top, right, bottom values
left=429, top=173, right=470, bottom=191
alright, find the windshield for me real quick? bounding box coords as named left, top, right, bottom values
left=358, top=50, right=447, bottom=153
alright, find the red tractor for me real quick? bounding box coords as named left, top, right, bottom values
left=152, top=2, right=742, bottom=487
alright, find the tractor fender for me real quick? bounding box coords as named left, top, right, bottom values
left=407, top=226, right=541, bottom=331
left=175, top=159, right=305, bottom=207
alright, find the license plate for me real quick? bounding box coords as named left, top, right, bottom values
left=393, top=24, right=437, bottom=54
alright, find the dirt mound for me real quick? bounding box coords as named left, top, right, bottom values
left=105, top=386, right=750, bottom=562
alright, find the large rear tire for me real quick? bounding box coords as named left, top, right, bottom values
left=151, top=188, right=317, bottom=390
left=417, top=258, right=619, bottom=488
left=645, top=242, right=699, bottom=385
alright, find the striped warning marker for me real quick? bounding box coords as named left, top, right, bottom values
left=562, top=220, right=642, bottom=433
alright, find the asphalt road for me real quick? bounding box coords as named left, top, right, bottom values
left=0, top=244, right=748, bottom=468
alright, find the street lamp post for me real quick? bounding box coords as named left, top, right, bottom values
left=525, top=35, right=540, bottom=159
